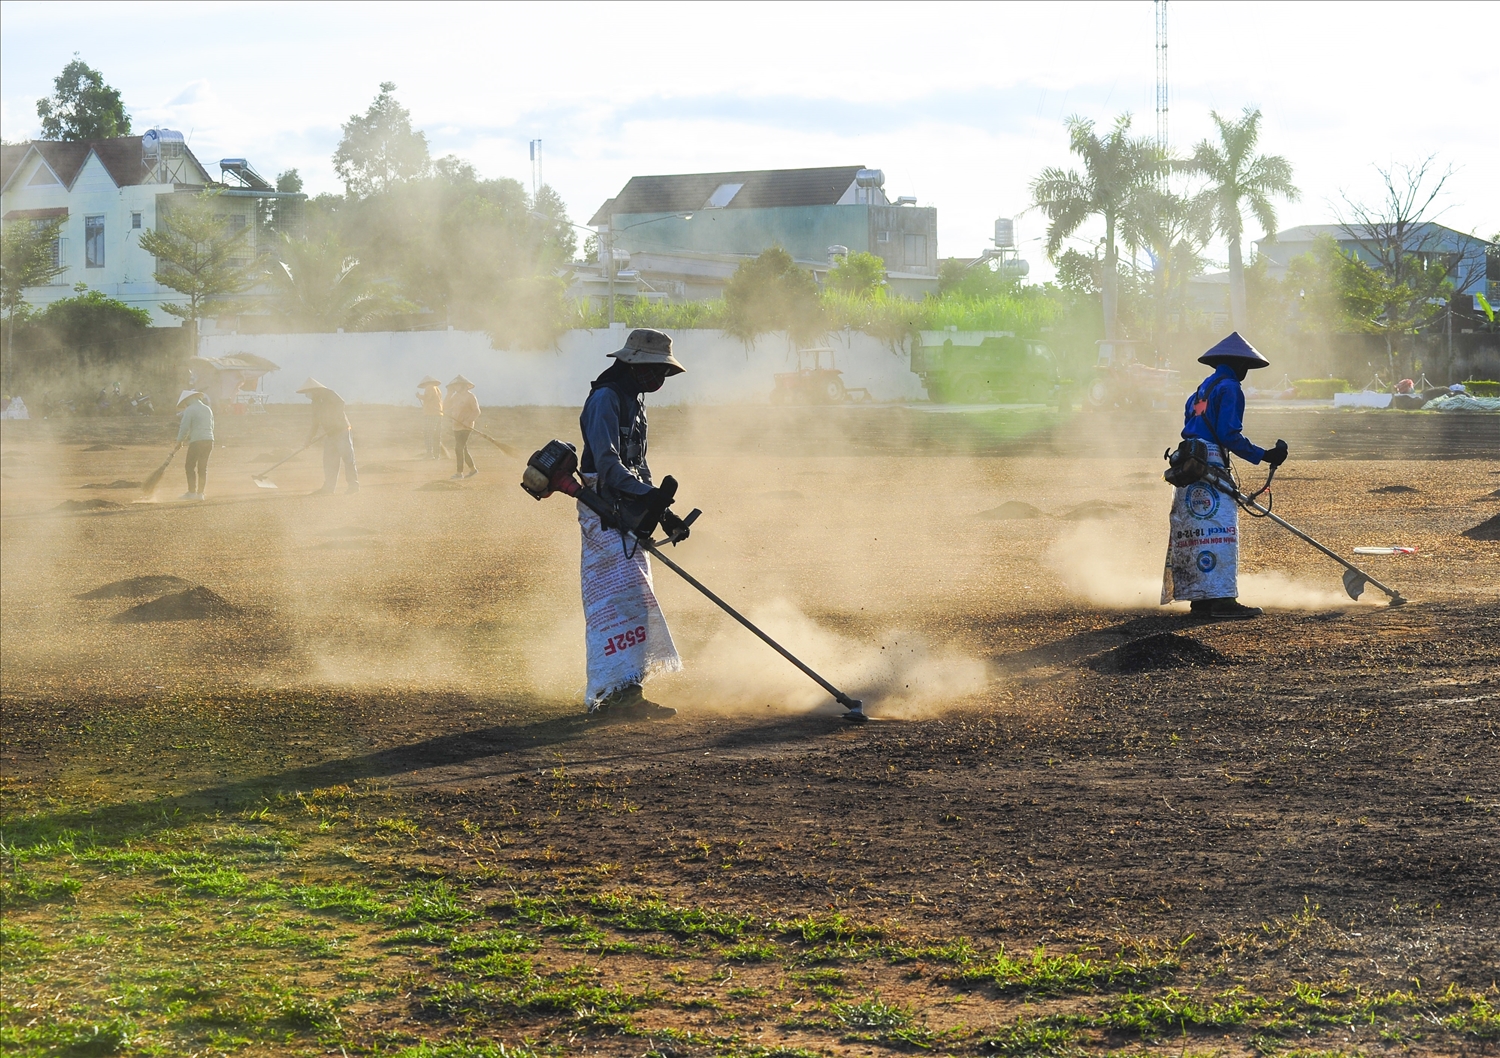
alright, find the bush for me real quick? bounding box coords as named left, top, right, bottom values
left=1292, top=378, right=1351, bottom=400
left=1461, top=379, right=1500, bottom=397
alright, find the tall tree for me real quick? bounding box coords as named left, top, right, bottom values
left=1185, top=107, right=1298, bottom=332
left=1031, top=114, right=1161, bottom=339
left=1334, top=158, right=1471, bottom=373
left=36, top=57, right=131, bottom=140
left=137, top=192, right=255, bottom=324
left=1, top=216, right=66, bottom=377
left=333, top=83, right=430, bottom=198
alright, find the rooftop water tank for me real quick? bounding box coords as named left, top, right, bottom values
left=855, top=169, right=885, bottom=188
left=994, top=217, right=1016, bottom=249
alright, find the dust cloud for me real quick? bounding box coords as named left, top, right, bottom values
left=665, top=598, right=990, bottom=717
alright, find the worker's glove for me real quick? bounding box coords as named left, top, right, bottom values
left=611, top=476, right=678, bottom=537
left=1265, top=439, right=1289, bottom=467
left=659, top=508, right=691, bottom=543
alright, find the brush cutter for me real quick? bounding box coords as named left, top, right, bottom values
left=1165, top=444, right=1406, bottom=606
left=252, top=434, right=322, bottom=489
left=444, top=414, right=519, bottom=457
left=140, top=442, right=182, bottom=497
left=521, top=439, right=867, bottom=721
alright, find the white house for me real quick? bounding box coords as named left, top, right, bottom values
left=0, top=131, right=302, bottom=326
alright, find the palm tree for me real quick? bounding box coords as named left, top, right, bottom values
left=266, top=231, right=396, bottom=331
left=1185, top=107, right=1299, bottom=331
left=1031, top=114, right=1161, bottom=339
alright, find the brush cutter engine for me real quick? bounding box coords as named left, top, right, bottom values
left=521, top=439, right=698, bottom=543
left=1163, top=439, right=1211, bottom=487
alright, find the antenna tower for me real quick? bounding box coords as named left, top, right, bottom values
left=1154, top=0, right=1168, bottom=153
left=529, top=139, right=543, bottom=198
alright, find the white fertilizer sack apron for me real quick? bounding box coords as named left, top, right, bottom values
left=578, top=481, right=681, bottom=709
left=1161, top=449, right=1239, bottom=603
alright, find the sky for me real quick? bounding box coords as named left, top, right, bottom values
left=3, top=0, right=1496, bottom=282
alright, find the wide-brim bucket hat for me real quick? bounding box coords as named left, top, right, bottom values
left=418, top=375, right=441, bottom=387
left=1198, top=332, right=1270, bottom=369
left=176, top=389, right=203, bottom=408
left=607, top=328, right=685, bottom=375
left=447, top=374, right=475, bottom=390
left=296, top=377, right=330, bottom=394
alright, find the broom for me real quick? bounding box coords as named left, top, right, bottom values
left=443, top=414, right=520, bottom=456
left=140, top=443, right=182, bottom=497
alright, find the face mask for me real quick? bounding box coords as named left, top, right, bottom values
left=634, top=365, right=669, bottom=392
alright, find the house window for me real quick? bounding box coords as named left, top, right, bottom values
left=904, top=233, right=927, bottom=264
left=703, top=183, right=743, bottom=209
left=876, top=231, right=891, bottom=243
left=228, top=214, right=247, bottom=230
left=28, top=219, right=63, bottom=270
left=131, top=212, right=143, bottom=229
left=85, top=215, right=105, bottom=268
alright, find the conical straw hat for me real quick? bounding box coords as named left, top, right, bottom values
left=296, top=377, right=329, bottom=393
left=447, top=374, right=474, bottom=389
left=418, top=375, right=441, bottom=386
left=176, top=389, right=202, bottom=408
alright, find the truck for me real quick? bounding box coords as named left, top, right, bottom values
left=910, top=330, right=1062, bottom=404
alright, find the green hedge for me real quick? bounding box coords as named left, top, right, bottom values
left=1292, top=379, right=1352, bottom=400
left=1461, top=379, right=1500, bottom=397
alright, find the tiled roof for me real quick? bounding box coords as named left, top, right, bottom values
left=589, top=166, right=865, bottom=226
left=1, top=136, right=214, bottom=191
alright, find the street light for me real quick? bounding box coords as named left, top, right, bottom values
left=532, top=209, right=694, bottom=324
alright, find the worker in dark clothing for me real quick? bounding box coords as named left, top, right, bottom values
left=1162, top=332, right=1288, bottom=619
left=577, top=328, right=687, bottom=720
left=297, top=377, right=360, bottom=495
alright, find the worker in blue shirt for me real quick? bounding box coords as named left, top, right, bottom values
left=577, top=329, right=688, bottom=720
left=1162, top=332, right=1288, bottom=619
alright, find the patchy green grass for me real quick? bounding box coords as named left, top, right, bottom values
left=2, top=781, right=1495, bottom=1057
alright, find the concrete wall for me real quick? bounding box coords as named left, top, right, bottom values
left=198, top=326, right=927, bottom=406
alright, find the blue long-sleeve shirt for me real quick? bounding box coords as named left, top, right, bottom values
left=1182, top=365, right=1265, bottom=464
left=579, top=369, right=653, bottom=499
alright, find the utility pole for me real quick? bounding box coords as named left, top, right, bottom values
left=1155, top=0, right=1168, bottom=155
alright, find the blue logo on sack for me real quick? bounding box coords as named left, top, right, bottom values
left=1196, top=550, right=1217, bottom=572
left=1186, top=483, right=1219, bottom=520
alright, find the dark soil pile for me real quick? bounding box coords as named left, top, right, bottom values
left=1370, top=485, right=1419, bottom=494
left=1462, top=513, right=1500, bottom=541
left=113, top=586, right=239, bottom=622
left=82, top=443, right=123, bottom=452
left=977, top=500, right=1042, bottom=520
left=80, top=480, right=141, bottom=490
left=77, top=575, right=195, bottom=600
left=54, top=498, right=123, bottom=513
left=418, top=480, right=464, bottom=492
left=1063, top=500, right=1129, bottom=521
left=1087, top=632, right=1230, bottom=673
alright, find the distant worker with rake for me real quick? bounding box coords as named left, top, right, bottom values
left=297, top=378, right=360, bottom=495
left=578, top=328, right=690, bottom=719
left=447, top=375, right=480, bottom=480
left=175, top=389, right=213, bottom=500
left=417, top=375, right=444, bottom=459
left=1162, top=333, right=1288, bottom=619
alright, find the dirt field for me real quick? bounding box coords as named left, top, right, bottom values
left=2, top=403, right=1497, bottom=1057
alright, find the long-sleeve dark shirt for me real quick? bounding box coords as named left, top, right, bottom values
left=580, top=367, right=653, bottom=499
left=1181, top=365, right=1265, bottom=463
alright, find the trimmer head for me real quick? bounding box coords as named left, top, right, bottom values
left=252, top=476, right=278, bottom=489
